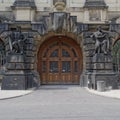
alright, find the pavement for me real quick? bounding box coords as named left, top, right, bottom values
left=1, top=85, right=120, bottom=120
left=0, top=87, right=34, bottom=100
left=86, top=87, right=120, bottom=99
left=0, top=86, right=120, bottom=100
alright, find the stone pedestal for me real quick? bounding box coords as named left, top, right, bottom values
left=1, top=54, right=26, bottom=90
left=86, top=54, right=118, bottom=90
left=2, top=73, right=26, bottom=90
left=82, top=28, right=118, bottom=89
left=1, top=35, right=40, bottom=90
left=1, top=53, right=40, bottom=90
left=88, top=72, right=118, bottom=90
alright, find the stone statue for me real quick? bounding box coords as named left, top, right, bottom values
left=91, top=26, right=110, bottom=55
left=12, top=33, right=26, bottom=54
left=9, top=27, right=26, bottom=54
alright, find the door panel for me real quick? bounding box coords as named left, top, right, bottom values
left=48, top=61, right=59, bottom=83
left=38, top=36, right=83, bottom=85
left=48, top=73, right=59, bottom=83
left=74, top=74, right=80, bottom=83
left=62, top=61, right=71, bottom=73
left=61, top=74, right=72, bottom=83
left=42, top=73, right=47, bottom=84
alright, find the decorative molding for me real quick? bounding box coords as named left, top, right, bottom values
left=38, top=0, right=49, bottom=3
left=32, top=12, right=88, bottom=35
left=71, top=0, right=82, bottom=4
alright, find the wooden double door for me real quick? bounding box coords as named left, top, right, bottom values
left=38, top=36, right=83, bottom=85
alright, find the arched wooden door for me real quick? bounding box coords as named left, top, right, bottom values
left=38, top=36, right=83, bottom=85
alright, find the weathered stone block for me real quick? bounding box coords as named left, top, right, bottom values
left=32, top=46, right=36, bottom=51
left=83, top=38, right=95, bottom=44
left=25, top=64, right=34, bottom=70
left=104, top=55, right=112, bottom=62
left=92, top=54, right=105, bottom=63
left=24, top=44, right=34, bottom=50
left=7, top=54, right=24, bottom=63
left=86, top=64, right=94, bottom=70
left=85, top=50, right=94, bottom=57
left=86, top=73, right=118, bottom=90
left=105, top=63, right=113, bottom=70
left=1, top=74, right=26, bottom=90
left=24, top=57, right=35, bottom=63
left=25, top=38, right=34, bottom=44
left=6, top=44, right=10, bottom=51
left=93, top=63, right=105, bottom=69
left=6, top=71, right=25, bottom=74
left=92, top=54, right=112, bottom=63
left=15, top=63, right=25, bottom=70
left=1, top=71, right=40, bottom=90
left=4, top=39, right=9, bottom=45
left=83, top=32, right=92, bottom=38
left=85, top=44, right=95, bottom=51
left=86, top=57, right=93, bottom=63
left=25, top=51, right=35, bottom=57
left=7, top=63, right=16, bottom=70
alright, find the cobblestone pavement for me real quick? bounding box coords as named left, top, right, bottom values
left=0, top=85, right=120, bottom=120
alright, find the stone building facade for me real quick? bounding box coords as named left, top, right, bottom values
left=0, top=0, right=120, bottom=90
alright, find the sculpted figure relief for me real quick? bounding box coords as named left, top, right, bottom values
left=91, top=26, right=110, bottom=55
left=12, top=33, right=26, bottom=54
left=9, top=27, right=26, bottom=54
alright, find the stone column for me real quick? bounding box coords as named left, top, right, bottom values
left=91, top=53, right=117, bottom=89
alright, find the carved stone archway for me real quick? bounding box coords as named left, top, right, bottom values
left=37, top=36, right=83, bottom=85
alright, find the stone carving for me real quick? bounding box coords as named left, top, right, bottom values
left=12, top=34, right=26, bottom=54
left=52, top=13, right=66, bottom=32
left=69, top=16, right=77, bottom=33
left=43, top=16, right=52, bottom=32
left=9, top=27, right=26, bottom=54
left=91, top=26, right=110, bottom=55
left=32, top=12, right=86, bottom=35
left=54, top=1, right=66, bottom=11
